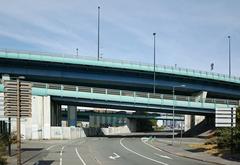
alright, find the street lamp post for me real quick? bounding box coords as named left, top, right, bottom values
left=153, top=33, right=156, bottom=94
left=172, top=84, right=185, bottom=145
left=97, top=6, right=100, bottom=61
left=76, top=48, right=78, bottom=57
left=228, top=36, right=231, bottom=77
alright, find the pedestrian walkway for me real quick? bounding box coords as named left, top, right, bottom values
left=150, top=138, right=240, bottom=165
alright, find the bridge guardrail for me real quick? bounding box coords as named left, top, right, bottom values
left=1, top=49, right=240, bottom=83
left=0, top=80, right=238, bottom=106
left=29, top=82, right=239, bottom=106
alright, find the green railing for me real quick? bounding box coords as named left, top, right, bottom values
left=0, top=81, right=238, bottom=112
left=31, top=82, right=239, bottom=106
left=0, top=49, right=240, bottom=84
left=0, top=80, right=238, bottom=108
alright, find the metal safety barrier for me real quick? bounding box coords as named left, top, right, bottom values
left=29, top=82, right=239, bottom=106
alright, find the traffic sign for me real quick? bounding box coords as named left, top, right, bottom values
left=215, top=107, right=236, bottom=127
left=4, top=80, right=32, bottom=117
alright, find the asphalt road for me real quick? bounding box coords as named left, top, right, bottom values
left=8, top=137, right=214, bottom=165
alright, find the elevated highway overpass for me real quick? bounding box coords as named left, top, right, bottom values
left=0, top=49, right=239, bottom=139
left=0, top=49, right=240, bottom=99
left=0, top=82, right=238, bottom=115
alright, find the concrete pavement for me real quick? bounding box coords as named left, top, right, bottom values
left=7, top=137, right=214, bottom=165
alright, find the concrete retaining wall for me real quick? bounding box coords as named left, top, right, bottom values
left=51, top=127, right=86, bottom=139
left=101, top=125, right=131, bottom=135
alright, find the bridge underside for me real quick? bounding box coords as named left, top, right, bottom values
left=0, top=58, right=240, bottom=99
left=51, top=96, right=214, bottom=116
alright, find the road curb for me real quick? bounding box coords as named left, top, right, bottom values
left=151, top=142, right=225, bottom=165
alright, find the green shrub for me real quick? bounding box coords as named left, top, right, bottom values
left=216, top=107, right=240, bottom=152
left=0, top=134, right=8, bottom=165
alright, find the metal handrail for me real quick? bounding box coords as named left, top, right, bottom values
left=1, top=48, right=240, bottom=82
left=0, top=80, right=238, bottom=105
left=30, top=82, right=239, bottom=105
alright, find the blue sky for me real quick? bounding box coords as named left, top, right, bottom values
left=0, top=0, right=239, bottom=76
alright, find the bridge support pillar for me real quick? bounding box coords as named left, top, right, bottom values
left=68, top=106, right=77, bottom=127
left=10, top=95, right=51, bottom=140
left=51, top=102, right=61, bottom=126
left=185, top=115, right=206, bottom=132
left=126, top=118, right=137, bottom=132
left=194, top=91, right=208, bottom=102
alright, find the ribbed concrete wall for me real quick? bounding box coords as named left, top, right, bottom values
left=7, top=95, right=51, bottom=140
left=51, top=127, right=86, bottom=139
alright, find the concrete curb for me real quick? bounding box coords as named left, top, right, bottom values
left=151, top=142, right=225, bottom=165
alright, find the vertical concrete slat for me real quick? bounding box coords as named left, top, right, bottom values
left=68, top=106, right=77, bottom=127
left=43, top=96, right=51, bottom=139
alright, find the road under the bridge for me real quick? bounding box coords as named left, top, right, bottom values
left=8, top=137, right=213, bottom=165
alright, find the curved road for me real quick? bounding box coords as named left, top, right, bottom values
left=10, top=138, right=213, bottom=165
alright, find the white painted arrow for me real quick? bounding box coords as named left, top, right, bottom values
left=109, top=153, right=120, bottom=160
left=141, top=137, right=150, bottom=142
left=154, top=153, right=172, bottom=160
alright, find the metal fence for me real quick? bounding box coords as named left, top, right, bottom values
left=0, top=80, right=238, bottom=106
left=31, top=82, right=239, bottom=106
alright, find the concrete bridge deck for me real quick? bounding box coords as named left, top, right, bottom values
left=0, top=81, right=238, bottom=115
left=1, top=49, right=240, bottom=99
left=0, top=49, right=240, bottom=84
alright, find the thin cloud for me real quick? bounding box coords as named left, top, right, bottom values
left=0, top=0, right=239, bottom=75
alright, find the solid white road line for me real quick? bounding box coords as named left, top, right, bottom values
left=141, top=138, right=163, bottom=152
left=120, top=138, right=168, bottom=165
left=46, top=145, right=56, bottom=151
left=154, top=153, right=172, bottom=160
left=75, top=148, right=87, bottom=165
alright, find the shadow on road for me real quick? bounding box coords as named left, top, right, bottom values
left=33, top=160, right=54, bottom=165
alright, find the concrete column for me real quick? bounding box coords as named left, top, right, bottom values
left=56, top=104, right=62, bottom=126
left=68, top=106, right=77, bottom=127
left=31, top=96, right=44, bottom=139
left=96, top=116, right=100, bottom=127
left=126, top=118, right=137, bottom=132
left=43, top=96, right=51, bottom=139
left=112, top=117, right=117, bottom=127
left=28, top=96, right=51, bottom=140
left=89, top=116, right=94, bottom=127
left=51, top=102, right=61, bottom=126
left=51, top=102, right=56, bottom=126
left=194, top=91, right=208, bottom=102
left=184, top=115, right=205, bottom=132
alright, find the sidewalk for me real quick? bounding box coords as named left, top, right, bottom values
left=150, top=138, right=240, bottom=165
